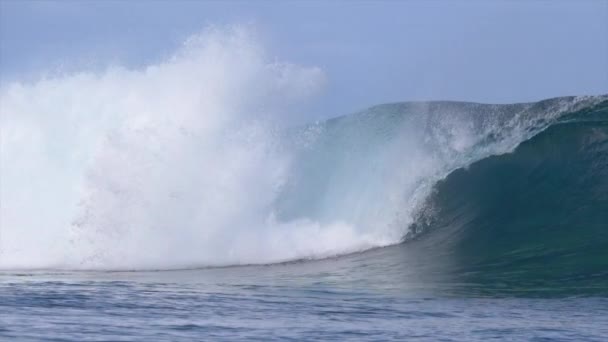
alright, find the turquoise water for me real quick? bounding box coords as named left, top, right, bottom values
left=1, top=96, right=607, bottom=340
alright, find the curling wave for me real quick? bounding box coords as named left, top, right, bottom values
left=406, top=99, right=608, bottom=294
left=1, top=27, right=606, bottom=270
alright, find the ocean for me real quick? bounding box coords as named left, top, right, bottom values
left=2, top=95, right=607, bottom=341
left=1, top=31, right=607, bottom=340
left=1, top=265, right=607, bottom=341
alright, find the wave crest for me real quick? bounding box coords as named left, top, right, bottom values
left=1, top=27, right=605, bottom=270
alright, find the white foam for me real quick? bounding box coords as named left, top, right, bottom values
left=1, top=27, right=383, bottom=270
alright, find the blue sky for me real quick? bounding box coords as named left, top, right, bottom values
left=1, top=0, right=607, bottom=117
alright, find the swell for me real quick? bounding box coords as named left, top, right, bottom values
left=407, top=100, right=608, bottom=294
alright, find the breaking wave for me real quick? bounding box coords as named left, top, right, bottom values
left=1, top=27, right=606, bottom=271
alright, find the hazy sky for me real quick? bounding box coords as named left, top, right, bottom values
left=1, top=0, right=607, bottom=117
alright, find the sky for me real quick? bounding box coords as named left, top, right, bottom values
left=1, top=0, right=607, bottom=118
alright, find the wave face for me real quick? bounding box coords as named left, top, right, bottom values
left=1, top=29, right=606, bottom=271
left=406, top=100, right=608, bottom=294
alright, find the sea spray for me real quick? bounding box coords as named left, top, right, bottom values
left=1, top=27, right=375, bottom=269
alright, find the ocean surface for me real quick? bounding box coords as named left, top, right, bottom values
left=1, top=265, right=608, bottom=341
left=1, top=32, right=607, bottom=340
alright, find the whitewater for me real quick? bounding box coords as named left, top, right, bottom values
left=0, top=28, right=605, bottom=271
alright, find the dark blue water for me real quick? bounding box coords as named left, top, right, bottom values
left=1, top=258, right=607, bottom=341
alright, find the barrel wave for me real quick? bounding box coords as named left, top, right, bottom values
left=0, top=30, right=606, bottom=282
left=279, top=96, right=608, bottom=295
left=406, top=99, right=608, bottom=295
